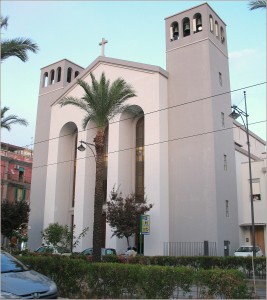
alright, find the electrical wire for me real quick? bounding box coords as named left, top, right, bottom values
left=31, top=119, right=266, bottom=170
left=20, top=81, right=266, bottom=149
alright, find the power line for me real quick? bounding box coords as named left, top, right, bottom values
left=21, top=81, right=266, bottom=149
left=32, top=119, right=266, bottom=170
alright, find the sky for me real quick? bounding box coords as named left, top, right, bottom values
left=1, top=0, right=266, bottom=149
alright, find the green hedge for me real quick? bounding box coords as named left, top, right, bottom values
left=18, top=255, right=252, bottom=299
left=123, top=256, right=266, bottom=277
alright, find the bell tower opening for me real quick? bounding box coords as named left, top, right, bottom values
left=193, top=13, right=202, bottom=33
left=182, top=17, right=190, bottom=37
left=170, top=21, right=179, bottom=41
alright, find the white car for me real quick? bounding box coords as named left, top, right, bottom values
left=234, top=245, right=263, bottom=257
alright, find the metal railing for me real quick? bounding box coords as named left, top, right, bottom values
left=1, top=172, right=31, bottom=184
left=164, top=241, right=217, bottom=256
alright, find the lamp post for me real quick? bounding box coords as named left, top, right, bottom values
left=229, top=91, right=256, bottom=258
left=77, top=140, right=96, bottom=161
left=230, top=91, right=257, bottom=296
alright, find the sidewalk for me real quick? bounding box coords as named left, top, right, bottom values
left=247, top=279, right=266, bottom=299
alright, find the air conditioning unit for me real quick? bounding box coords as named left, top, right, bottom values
left=14, top=165, right=20, bottom=170
left=262, top=167, right=267, bottom=173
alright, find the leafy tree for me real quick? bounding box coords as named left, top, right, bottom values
left=59, top=72, right=136, bottom=261
left=41, top=222, right=89, bottom=253
left=1, top=200, right=30, bottom=240
left=1, top=106, right=28, bottom=131
left=1, top=16, right=39, bottom=62
left=106, top=187, right=153, bottom=247
left=249, top=0, right=266, bottom=10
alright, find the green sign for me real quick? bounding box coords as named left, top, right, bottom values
left=140, top=215, right=150, bottom=235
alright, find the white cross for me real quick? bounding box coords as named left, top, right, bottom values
left=99, top=38, right=108, bottom=56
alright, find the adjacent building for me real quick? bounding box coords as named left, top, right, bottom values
left=1, top=142, right=32, bottom=204
left=233, top=121, right=266, bottom=255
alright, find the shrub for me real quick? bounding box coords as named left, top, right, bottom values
left=17, top=256, right=252, bottom=299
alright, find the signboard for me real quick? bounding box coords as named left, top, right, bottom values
left=140, top=215, right=150, bottom=235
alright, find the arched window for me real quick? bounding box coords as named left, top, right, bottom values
left=67, top=67, right=72, bottom=83
left=50, top=69, right=55, bottom=85
left=136, top=116, right=144, bottom=197
left=182, top=17, right=190, bottom=37
left=220, top=27, right=225, bottom=44
left=215, top=21, right=219, bottom=38
left=170, top=21, right=179, bottom=41
left=209, top=15, right=214, bottom=32
left=56, top=67, right=61, bottom=82
left=193, top=13, right=202, bottom=33
left=74, top=71, right=79, bottom=78
left=43, top=72, right=48, bottom=87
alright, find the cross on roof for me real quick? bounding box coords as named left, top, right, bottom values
left=99, top=38, right=108, bottom=56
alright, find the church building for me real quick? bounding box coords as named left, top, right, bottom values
left=29, top=3, right=243, bottom=256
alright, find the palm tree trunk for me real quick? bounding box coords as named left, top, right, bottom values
left=92, top=128, right=105, bottom=262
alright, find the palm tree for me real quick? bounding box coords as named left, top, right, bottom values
left=1, top=16, right=39, bottom=62
left=249, top=0, right=266, bottom=10
left=1, top=106, right=28, bottom=131
left=59, top=72, right=136, bottom=261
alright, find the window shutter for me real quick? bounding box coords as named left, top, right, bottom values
left=14, top=187, right=18, bottom=201
left=22, top=189, right=26, bottom=201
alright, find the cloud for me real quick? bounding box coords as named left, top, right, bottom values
left=229, top=48, right=257, bottom=60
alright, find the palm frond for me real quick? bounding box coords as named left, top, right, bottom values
left=1, top=38, right=39, bottom=62
left=1, top=106, right=28, bottom=131
left=0, top=16, right=8, bottom=29
left=1, top=106, right=9, bottom=118
left=249, top=0, right=266, bottom=10
left=58, top=72, right=137, bottom=129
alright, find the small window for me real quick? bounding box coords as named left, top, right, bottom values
left=221, top=112, right=225, bottom=128
left=15, top=187, right=26, bottom=201
left=193, top=13, right=202, bottom=33
left=220, top=27, right=225, bottom=44
left=225, top=200, right=229, bottom=217
left=170, top=21, right=179, bottom=41
left=50, top=69, right=55, bottom=85
left=56, top=67, right=61, bottom=82
left=67, top=67, right=72, bottom=83
left=183, top=17, right=190, bottom=37
left=209, top=15, right=214, bottom=32
left=74, top=71, right=80, bottom=78
left=252, top=179, right=261, bottom=200
left=43, top=72, right=48, bottom=87
left=219, top=72, right=222, bottom=86
left=224, top=154, right=227, bottom=171
left=215, top=21, right=219, bottom=38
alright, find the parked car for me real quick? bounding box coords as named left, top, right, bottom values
left=81, top=247, right=117, bottom=256
left=35, top=245, right=71, bottom=256
left=1, top=251, right=57, bottom=299
left=234, top=245, right=263, bottom=257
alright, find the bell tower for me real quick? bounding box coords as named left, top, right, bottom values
left=28, top=59, right=84, bottom=250
left=165, top=3, right=239, bottom=256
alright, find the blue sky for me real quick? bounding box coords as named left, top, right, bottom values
left=1, top=0, right=266, bottom=148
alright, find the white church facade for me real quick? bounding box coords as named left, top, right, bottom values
left=28, top=3, right=266, bottom=256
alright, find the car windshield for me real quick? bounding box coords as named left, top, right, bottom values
left=236, top=246, right=253, bottom=252
left=104, top=249, right=116, bottom=255
left=1, top=252, right=28, bottom=273
left=35, top=246, right=53, bottom=253
left=82, top=248, right=93, bottom=255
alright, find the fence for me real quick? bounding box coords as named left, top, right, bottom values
left=164, top=241, right=217, bottom=256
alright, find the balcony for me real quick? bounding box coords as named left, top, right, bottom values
left=1, top=172, right=31, bottom=185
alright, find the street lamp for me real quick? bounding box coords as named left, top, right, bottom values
left=229, top=91, right=256, bottom=258
left=230, top=91, right=258, bottom=297
left=77, top=140, right=96, bottom=161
